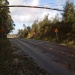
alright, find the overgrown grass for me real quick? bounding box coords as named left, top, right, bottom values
left=0, top=39, right=10, bottom=47
left=0, top=39, right=14, bottom=75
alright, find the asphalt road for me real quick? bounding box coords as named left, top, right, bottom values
left=10, top=38, right=75, bottom=75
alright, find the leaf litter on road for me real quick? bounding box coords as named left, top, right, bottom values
left=0, top=39, right=51, bottom=75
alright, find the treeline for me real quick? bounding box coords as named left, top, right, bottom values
left=0, top=0, right=15, bottom=38
left=18, top=2, right=75, bottom=45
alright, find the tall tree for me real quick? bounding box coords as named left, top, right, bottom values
left=0, top=0, right=15, bottom=38
left=62, top=1, right=75, bottom=23
left=38, top=14, right=51, bottom=38
left=61, top=1, right=75, bottom=33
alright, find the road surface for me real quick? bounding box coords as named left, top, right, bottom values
left=10, top=38, right=75, bottom=75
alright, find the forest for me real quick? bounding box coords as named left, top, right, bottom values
left=18, top=2, right=75, bottom=45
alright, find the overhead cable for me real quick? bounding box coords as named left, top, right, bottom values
left=0, top=5, right=63, bottom=11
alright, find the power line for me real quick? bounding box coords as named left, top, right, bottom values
left=38, top=2, right=64, bottom=5
left=37, top=3, right=64, bottom=7
left=0, top=5, right=63, bottom=11
left=38, top=4, right=64, bottom=7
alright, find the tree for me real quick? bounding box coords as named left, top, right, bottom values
left=61, top=1, right=75, bottom=34
left=18, top=29, right=24, bottom=38
left=0, top=0, right=15, bottom=38
left=37, top=14, right=51, bottom=38
left=62, top=1, right=75, bottom=23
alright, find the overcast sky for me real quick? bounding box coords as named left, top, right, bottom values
left=8, top=0, right=74, bottom=34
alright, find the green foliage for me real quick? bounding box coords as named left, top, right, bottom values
left=62, top=2, right=75, bottom=23
left=18, top=26, right=31, bottom=38
left=0, top=0, right=15, bottom=38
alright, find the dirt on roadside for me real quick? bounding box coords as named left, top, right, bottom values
left=0, top=39, right=51, bottom=75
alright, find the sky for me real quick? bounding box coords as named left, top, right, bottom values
left=8, top=0, right=75, bottom=34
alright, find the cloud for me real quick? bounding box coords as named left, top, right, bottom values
left=8, top=0, right=41, bottom=23
left=8, top=0, right=60, bottom=24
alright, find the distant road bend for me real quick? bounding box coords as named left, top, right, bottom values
left=10, top=38, right=75, bottom=75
